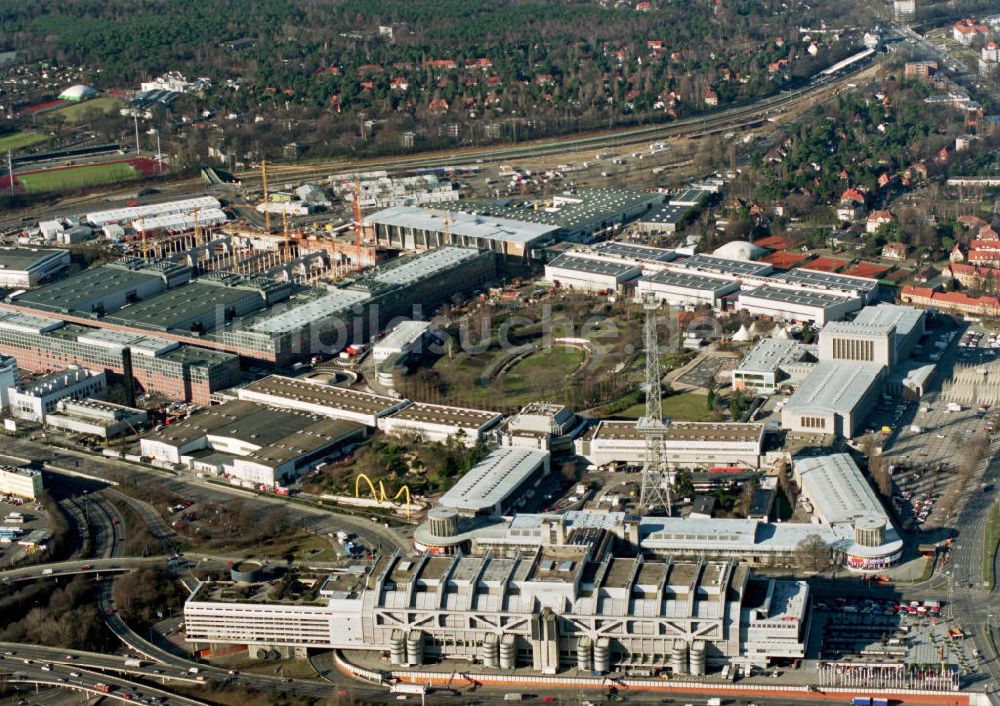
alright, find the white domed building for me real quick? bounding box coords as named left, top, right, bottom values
left=58, top=84, right=97, bottom=102
left=712, top=240, right=767, bottom=261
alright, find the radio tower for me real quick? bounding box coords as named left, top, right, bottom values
left=638, top=293, right=672, bottom=516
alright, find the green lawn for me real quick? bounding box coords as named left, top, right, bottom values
left=53, top=96, right=124, bottom=122
left=499, top=346, right=586, bottom=396
left=0, top=131, right=48, bottom=153
left=18, top=162, right=139, bottom=193
left=617, top=391, right=715, bottom=422
left=984, top=501, right=1000, bottom=590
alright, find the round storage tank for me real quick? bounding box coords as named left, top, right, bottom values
left=230, top=561, right=263, bottom=582
left=427, top=506, right=460, bottom=538
left=854, top=515, right=886, bottom=547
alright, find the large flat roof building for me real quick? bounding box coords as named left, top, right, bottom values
left=439, top=447, right=550, bottom=517
left=466, top=189, right=665, bottom=243
left=575, top=420, right=765, bottom=469
left=543, top=254, right=642, bottom=292
left=737, top=284, right=862, bottom=326
left=85, top=196, right=221, bottom=227
left=365, top=206, right=559, bottom=259
left=672, top=254, right=773, bottom=280
left=140, top=399, right=366, bottom=486
left=774, top=268, right=879, bottom=303
left=377, top=402, right=502, bottom=447
left=184, top=544, right=810, bottom=674
left=238, top=374, right=409, bottom=427
left=851, top=303, right=926, bottom=360
left=9, top=259, right=193, bottom=317
left=0, top=248, right=70, bottom=289
left=636, top=269, right=740, bottom=309
left=781, top=360, right=885, bottom=437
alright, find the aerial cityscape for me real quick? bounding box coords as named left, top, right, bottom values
left=1, top=1, right=1000, bottom=705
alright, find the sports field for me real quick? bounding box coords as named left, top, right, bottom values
left=17, top=161, right=140, bottom=193
left=53, top=97, right=124, bottom=123
left=0, top=131, right=48, bottom=153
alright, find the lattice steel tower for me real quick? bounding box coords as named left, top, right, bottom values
left=638, top=293, right=672, bottom=516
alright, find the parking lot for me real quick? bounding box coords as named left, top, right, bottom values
left=807, top=595, right=980, bottom=677
left=0, top=498, right=49, bottom=568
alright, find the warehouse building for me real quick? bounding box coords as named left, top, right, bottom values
left=237, top=375, right=409, bottom=427
left=632, top=203, right=693, bottom=234
left=439, top=446, right=550, bottom=517
left=140, top=399, right=366, bottom=486
left=0, top=248, right=70, bottom=289
left=184, top=543, right=810, bottom=673
left=8, top=259, right=193, bottom=317
left=574, top=420, right=765, bottom=470
left=780, top=360, right=885, bottom=437
left=344, top=247, right=496, bottom=332
left=670, top=254, right=772, bottom=286
left=372, top=320, right=437, bottom=364
left=377, top=402, right=502, bottom=446
left=8, top=366, right=106, bottom=423
left=636, top=269, right=740, bottom=309
left=102, top=274, right=287, bottom=335
left=364, top=206, right=559, bottom=259
left=132, top=208, right=228, bottom=234
left=587, top=241, right=677, bottom=269
left=543, top=254, right=642, bottom=292
left=737, top=284, right=862, bottom=326
left=0, top=311, right=239, bottom=404
left=731, top=339, right=818, bottom=394
left=85, top=197, right=221, bottom=228
left=467, top=189, right=666, bottom=243
left=45, top=399, right=148, bottom=439
left=773, top=268, right=879, bottom=304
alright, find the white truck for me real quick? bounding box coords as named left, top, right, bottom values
left=124, top=658, right=143, bottom=668
left=947, top=402, right=963, bottom=412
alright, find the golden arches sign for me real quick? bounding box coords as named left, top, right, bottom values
left=354, top=473, right=412, bottom=519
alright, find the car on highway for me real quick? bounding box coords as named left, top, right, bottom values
left=69, top=672, right=80, bottom=678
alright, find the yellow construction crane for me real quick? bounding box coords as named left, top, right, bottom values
left=192, top=208, right=201, bottom=247
left=261, top=160, right=270, bottom=232
left=282, top=206, right=292, bottom=262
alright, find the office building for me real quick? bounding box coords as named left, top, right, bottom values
left=0, top=355, right=18, bottom=411
left=731, top=339, right=818, bottom=394
left=0, top=248, right=71, bottom=289
left=0, top=466, right=43, bottom=500
left=0, top=311, right=240, bottom=404
left=140, top=399, right=366, bottom=487
left=8, top=366, right=106, bottom=423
